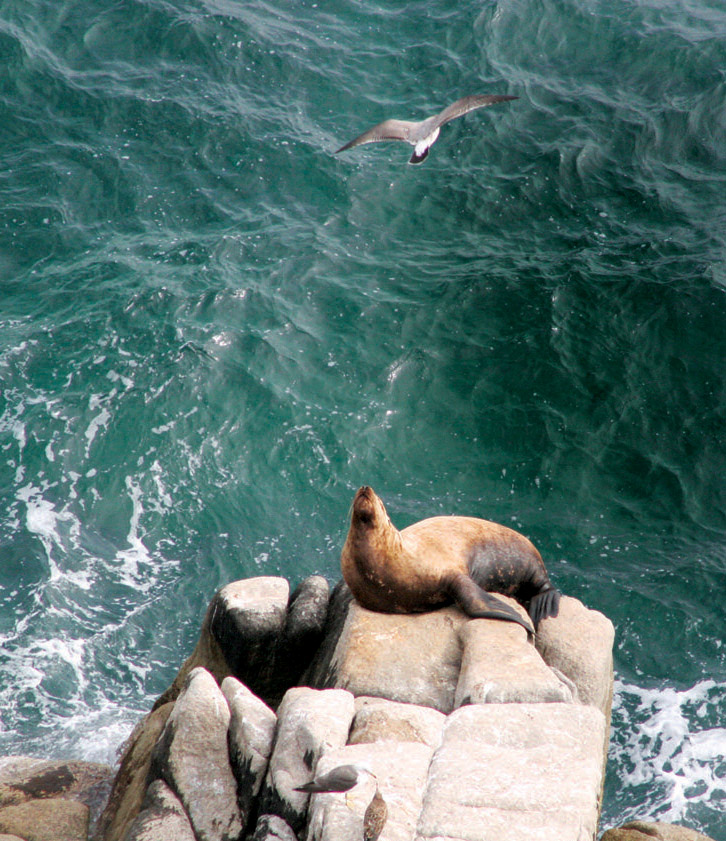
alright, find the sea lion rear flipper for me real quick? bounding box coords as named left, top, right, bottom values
left=528, top=587, right=560, bottom=628
left=448, top=574, right=535, bottom=636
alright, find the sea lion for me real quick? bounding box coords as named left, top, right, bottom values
left=341, top=486, right=560, bottom=634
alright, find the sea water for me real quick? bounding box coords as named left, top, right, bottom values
left=0, top=0, right=725, bottom=836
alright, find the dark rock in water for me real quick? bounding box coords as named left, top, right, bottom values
left=123, top=780, right=195, bottom=841
left=150, top=667, right=242, bottom=841
left=257, top=686, right=354, bottom=835
left=250, top=814, right=299, bottom=841
left=600, top=821, right=717, bottom=841
left=221, top=676, right=277, bottom=835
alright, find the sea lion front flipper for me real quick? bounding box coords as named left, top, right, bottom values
left=448, top=574, right=535, bottom=636
left=528, top=587, right=561, bottom=628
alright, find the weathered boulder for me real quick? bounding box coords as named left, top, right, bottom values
left=0, top=798, right=89, bottom=841
left=351, top=697, right=445, bottom=750
left=259, top=687, right=355, bottom=834
left=305, top=741, right=432, bottom=841
left=600, top=822, right=717, bottom=841
left=221, top=676, right=277, bottom=832
left=94, top=702, right=174, bottom=841
left=154, top=577, right=291, bottom=711
left=150, top=667, right=242, bottom=841
left=250, top=814, right=299, bottom=841
left=0, top=757, right=113, bottom=836
left=122, top=780, right=195, bottom=841
left=536, top=595, right=615, bottom=718
left=455, top=612, right=573, bottom=706
left=306, top=592, right=467, bottom=714
left=416, top=702, right=607, bottom=841
left=0, top=833, right=25, bottom=841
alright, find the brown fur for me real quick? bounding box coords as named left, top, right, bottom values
left=341, top=486, right=559, bottom=631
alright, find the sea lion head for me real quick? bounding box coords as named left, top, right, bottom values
left=350, top=485, right=389, bottom=529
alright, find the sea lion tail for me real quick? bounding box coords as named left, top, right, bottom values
left=448, top=574, right=535, bottom=636
left=528, top=587, right=560, bottom=629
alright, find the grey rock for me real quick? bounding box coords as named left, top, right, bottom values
left=208, top=577, right=291, bottom=699
left=259, top=687, right=355, bottom=835
left=122, top=780, right=195, bottom=841
left=307, top=592, right=467, bottom=714
left=250, top=814, right=299, bottom=841
left=301, top=580, right=354, bottom=689
left=151, top=667, right=242, bottom=841
left=351, top=697, right=446, bottom=750
left=154, top=577, right=291, bottom=711
left=221, top=676, right=277, bottom=832
left=536, top=595, right=615, bottom=717
left=455, top=608, right=574, bottom=706
left=416, top=702, right=607, bottom=841
left=267, top=575, right=331, bottom=707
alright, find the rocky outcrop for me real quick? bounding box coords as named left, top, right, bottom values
left=418, top=703, right=606, bottom=841
left=150, top=667, right=242, bottom=841
left=221, top=677, right=277, bottom=827
left=93, top=703, right=174, bottom=841
left=122, top=780, right=195, bottom=841
left=96, top=576, right=329, bottom=841
left=455, top=609, right=574, bottom=705
left=304, top=585, right=468, bottom=713
left=0, top=758, right=114, bottom=841
left=0, top=573, right=615, bottom=841
left=153, top=576, right=330, bottom=713
left=258, top=687, right=355, bottom=835
left=600, top=822, right=717, bottom=841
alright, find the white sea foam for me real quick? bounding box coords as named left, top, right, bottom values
left=112, top=476, right=155, bottom=591
left=607, top=678, right=726, bottom=829
left=17, top=484, right=75, bottom=581
left=84, top=402, right=111, bottom=458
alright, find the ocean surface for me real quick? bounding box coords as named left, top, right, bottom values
left=1, top=0, right=725, bottom=835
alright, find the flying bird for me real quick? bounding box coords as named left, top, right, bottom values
left=335, top=94, right=518, bottom=165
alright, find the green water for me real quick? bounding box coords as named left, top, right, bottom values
left=1, top=0, right=725, bottom=835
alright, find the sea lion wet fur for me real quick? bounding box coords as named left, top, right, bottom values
left=341, top=486, right=560, bottom=634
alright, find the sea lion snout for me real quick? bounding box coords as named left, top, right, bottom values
left=352, top=486, right=378, bottom=525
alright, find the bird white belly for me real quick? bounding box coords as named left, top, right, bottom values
left=414, top=127, right=440, bottom=156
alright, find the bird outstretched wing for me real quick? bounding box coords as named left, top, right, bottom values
left=434, top=94, right=518, bottom=128
left=336, top=119, right=419, bottom=153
